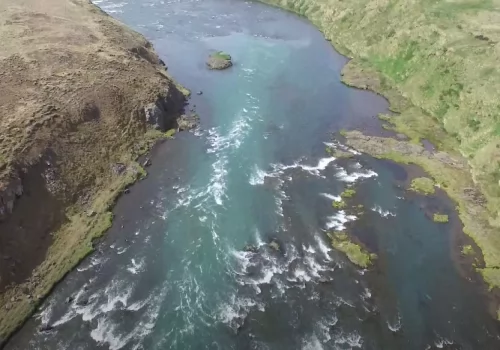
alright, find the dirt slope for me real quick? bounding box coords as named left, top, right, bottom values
left=0, top=0, right=185, bottom=341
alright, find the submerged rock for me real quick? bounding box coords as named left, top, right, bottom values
left=38, top=324, right=54, bottom=333
left=268, top=239, right=280, bottom=252
left=243, top=244, right=258, bottom=253
left=206, top=51, right=232, bottom=70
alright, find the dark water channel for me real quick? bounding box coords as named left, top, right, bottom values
left=5, top=0, right=500, bottom=349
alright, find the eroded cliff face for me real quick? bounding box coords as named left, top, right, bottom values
left=0, top=0, right=186, bottom=340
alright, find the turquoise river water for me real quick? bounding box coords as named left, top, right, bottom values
left=5, top=0, right=500, bottom=349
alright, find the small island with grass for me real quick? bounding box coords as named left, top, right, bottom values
left=206, top=51, right=233, bottom=70
left=409, top=177, right=435, bottom=195
left=328, top=231, right=375, bottom=268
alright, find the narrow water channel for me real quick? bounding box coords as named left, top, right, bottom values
left=6, top=0, right=500, bottom=349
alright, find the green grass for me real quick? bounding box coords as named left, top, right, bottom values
left=340, top=188, right=356, bottom=198
left=410, top=177, right=435, bottom=195
left=212, top=51, right=231, bottom=61
left=433, top=213, right=449, bottom=223
left=462, top=244, right=474, bottom=256
left=165, top=128, right=176, bottom=138
left=327, top=231, right=376, bottom=268
left=343, top=131, right=500, bottom=289
left=332, top=200, right=346, bottom=209
left=260, top=0, right=500, bottom=289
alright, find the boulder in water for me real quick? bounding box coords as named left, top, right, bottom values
left=268, top=239, right=280, bottom=252
left=206, top=51, right=232, bottom=70
left=243, top=244, right=258, bottom=253
left=177, top=114, right=200, bottom=131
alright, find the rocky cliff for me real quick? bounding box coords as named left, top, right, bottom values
left=0, top=0, right=186, bottom=341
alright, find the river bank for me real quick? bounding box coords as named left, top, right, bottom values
left=259, top=0, right=500, bottom=292
left=0, top=0, right=187, bottom=343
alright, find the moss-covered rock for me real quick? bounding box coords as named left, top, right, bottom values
left=433, top=213, right=449, bottom=223
left=332, top=200, right=346, bottom=209
left=206, top=51, right=232, bottom=70
left=409, top=177, right=435, bottom=195
left=340, top=188, right=356, bottom=199
left=327, top=231, right=376, bottom=268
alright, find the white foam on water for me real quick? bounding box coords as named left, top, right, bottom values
left=334, top=331, right=363, bottom=348
left=231, top=249, right=255, bottom=274
left=362, top=287, right=372, bottom=300
left=36, top=298, right=56, bottom=325
left=90, top=318, right=126, bottom=350
left=315, top=316, right=338, bottom=343
left=387, top=313, right=402, bottom=332
left=304, top=255, right=325, bottom=278
left=324, top=140, right=361, bottom=155
left=217, top=295, right=264, bottom=328
left=255, top=228, right=265, bottom=247
left=126, top=297, right=150, bottom=312
left=77, top=256, right=108, bottom=272
left=116, top=247, right=129, bottom=255
left=249, top=165, right=267, bottom=185
left=199, top=216, right=207, bottom=222
left=100, top=281, right=134, bottom=313
left=320, top=193, right=341, bottom=202
left=303, top=244, right=316, bottom=254
left=314, top=234, right=332, bottom=261
left=100, top=2, right=127, bottom=13
left=336, top=168, right=378, bottom=183
left=52, top=309, right=78, bottom=327
left=299, top=157, right=336, bottom=176
left=292, top=268, right=312, bottom=282
left=302, top=334, right=324, bottom=350
left=371, top=204, right=396, bottom=218
left=433, top=336, right=454, bottom=348
left=126, top=258, right=146, bottom=275
left=326, top=211, right=357, bottom=231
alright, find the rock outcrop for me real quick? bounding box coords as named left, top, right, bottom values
left=0, top=0, right=187, bottom=340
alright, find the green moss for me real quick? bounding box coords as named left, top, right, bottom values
left=340, top=188, right=356, bottom=198
left=410, top=177, right=435, bottom=195
left=462, top=244, right=474, bottom=256
left=212, top=51, right=231, bottom=60
left=165, top=129, right=176, bottom=138
left=332, top=200, right=346, bottom=209
left=326, top=145, right=354, bottom=158
left=433, top=213, right=449, bottom=223
left=328, top=231, right=376, bottom=268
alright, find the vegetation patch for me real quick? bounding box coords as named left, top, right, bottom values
left=207, top=51, right=233, bottom=70
left=213, top=51, right=231, bottom=61
left=433, top=213, right=449, bottom=223
left=165, top=129, right=176, bottom=138
left=462, top=244, right=474, bottom=256
left=410, top=177, right=435, bottom=195
left=340, top=188, right=356, bottom=199
left=260, top=0, right=500, bottom=291
left=332, top=200, right=346, bottom=209
left=342, top=131, right=500, bottom=289
left=327, top=231, right=376, bottom=268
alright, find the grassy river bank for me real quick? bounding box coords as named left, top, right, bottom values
left=259, top=0, right=500, bottom=295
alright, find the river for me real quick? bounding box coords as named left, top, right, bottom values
left=5, top=0, right=500, bottom=349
